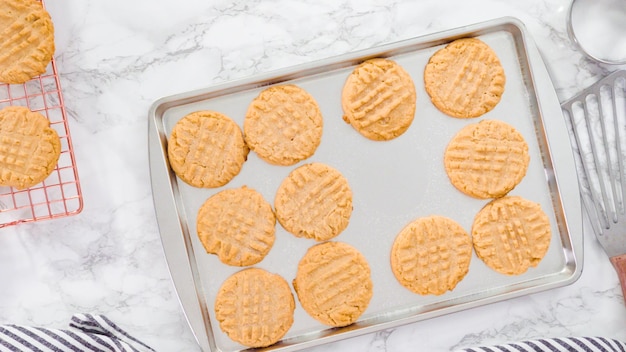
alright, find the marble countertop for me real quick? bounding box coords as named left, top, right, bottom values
left=1, top=0, right=626, bottom=351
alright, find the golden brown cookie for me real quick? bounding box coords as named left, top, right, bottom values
left=0, top=0, right=55, bottom=84
left=0, top=106, right=60, bottom=189
left=215, top=268, right=295, bottom=348
left=167, top=111, right=248, bottom=188
left=196, top=186, right=275, bottom=266
left=444, top=119, right=529, bottom=199
left=243, top=84, right=323, bottom=166
left=341, top=58, right=417, bottom=141
left=293, top=241, right=372, bottom=327
left=472, top=196, right=551, bottom=275
left=390, top=215, right=472, bottom=295
left=274, top=162, right=352, bottom=241
left=424, top=38, right=505, bottom=118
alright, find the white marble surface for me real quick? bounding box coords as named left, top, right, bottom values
left=1, top=0, right=626, bottom=351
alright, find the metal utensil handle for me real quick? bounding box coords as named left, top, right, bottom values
left=610, top=254, right=626, bottom=304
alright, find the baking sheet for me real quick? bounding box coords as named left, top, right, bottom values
left=148, top=17, right=582, bottom=352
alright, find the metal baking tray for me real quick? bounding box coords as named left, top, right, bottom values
left=148, top=17, right=582, bottom=352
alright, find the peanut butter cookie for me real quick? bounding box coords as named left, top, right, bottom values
left=215, top=268, right=295, bottom=348
left=391, top=215, right=472, bottom=295
left=424, top=38, right=505, bottom=118
left=274, top=162, right=352, bottom=241
left=244, top=84, right=323, bottom=166
left=0, top=0, right=55, bottom=84
left=472, top=196, right=551, bottom=275
left=444, top=119, right=529, bottom=199
left=293, top=241, right=372, bottom=327
left=196, top=186, right=275, bottom=266
left=167, top=110, right=248, bottom=188
left=342, top=58, right=416, bottom=140
left=0, top=106, right=60, bottom=189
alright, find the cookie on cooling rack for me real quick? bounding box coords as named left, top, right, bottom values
left=167, top=110, right=249, bottom=188
left=244, top=84, right=323, bottom=166
left=341, top=58, right=416, bottom=141
left=424, top=38, right=505, bottom=118
left=293, top=241, right=373, bottom=327
left=196, top=186, right=275, bottom=266
left=215, top=268, right=295, bottom=348
left=391, top=215, right=472, bottom=295
left=444, top=119, right=529, bottom=199
left=472, top=196, right=551, bottom=275
left=274, top=162, right=353, bottom=241
left=0, top=106, right=61, bottom=189
left=0, top=0, right=55, bottom=84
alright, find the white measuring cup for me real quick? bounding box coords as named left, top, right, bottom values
left=567, top=0, right=626, bottom=65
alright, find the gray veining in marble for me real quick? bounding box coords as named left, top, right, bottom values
left=1, top=0, right=625, bottom=351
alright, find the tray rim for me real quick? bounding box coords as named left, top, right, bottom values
left=148, top=16, right=583, bottom=352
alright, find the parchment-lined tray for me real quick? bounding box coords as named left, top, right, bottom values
left=148, top=17, right=582, bottom=352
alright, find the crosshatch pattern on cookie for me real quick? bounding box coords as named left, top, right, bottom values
left=341, top=58, right=416, bottom=141
left=0, top=106, right=61, bottom=190
left=293, top=242, right=372, bottom=327
left=444, top=119, right=529, bottom=199
left=215, top=268, right=295, bottom=348
left=391, top=216, right=472, bottom=295
left=196, top=186, right=275, bottom=267
left=0, top=0, right=55, bottom=84
left=424, top=38, right=505, bottom=118
left=0, top=35, right=82, bottom=228
left=168, top=111, right=249, bottom=188
left=472, top=196, right=551, bottom=275
left=244, top=84, right=323, bottom=166
left=274, top=162, right=353, bottom=241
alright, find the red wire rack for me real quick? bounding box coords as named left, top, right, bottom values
left=0, top=55, right=83, bottom=228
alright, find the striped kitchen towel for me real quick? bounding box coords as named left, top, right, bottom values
left=0, top=313, right=155, bottom=352
left=460, top=336, right=626, bottom=352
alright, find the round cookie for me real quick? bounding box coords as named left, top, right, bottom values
left=243, top=84, right=323, bottom=166
left=293, top=241, right=372, bottom=327
left=0, top=106, right=61, bottom=189
left=472, top=196, right=551, bottom=275
left=167, top=111, right=248, bottom=188
left=196, top=186, right=275, bottom=266
left=0, top=0, right=55, bottom=84
left=424, top=37, right=505, bottom=118
left=444, top=119, right=529, bottom=199
left=391, top=215, right=472, bottom=295
left=341, top=58, right=417, bottom=141
left=215, top=268, right=295, bottom=348
left=274, top=162, right=352, bottom=241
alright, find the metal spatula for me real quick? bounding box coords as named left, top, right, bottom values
left=561, top=70, right=626, bottom=302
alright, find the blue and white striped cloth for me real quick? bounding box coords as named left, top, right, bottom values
left=0, top=314, right=155, bottom=352
left=1, top=316, right=625, bottom=352
left=460, top=336, right=626, bottom=352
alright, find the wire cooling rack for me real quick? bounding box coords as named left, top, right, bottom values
left=0, top=54, right=83, bottom=228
